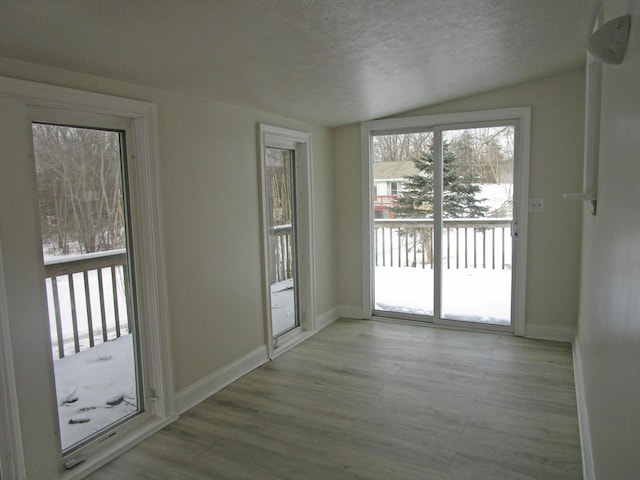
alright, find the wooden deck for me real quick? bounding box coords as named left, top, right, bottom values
left=87, top=318, right=582, bottom=479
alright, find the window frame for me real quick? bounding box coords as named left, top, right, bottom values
left=0, top=76, right=175, bottom=478
left=0, top=242, right=26, bottom=480
left=258, top=124, right=316, bottom=358
left=361, top=108, right=531, bottom=336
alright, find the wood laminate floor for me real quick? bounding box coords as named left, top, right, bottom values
left=86, top=319, right=582, bottom=479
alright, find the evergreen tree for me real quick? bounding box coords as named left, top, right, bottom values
left=393, top=141, right=488, bottom=218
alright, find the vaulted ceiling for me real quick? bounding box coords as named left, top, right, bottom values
left=0, top=0, right=599, bottom=126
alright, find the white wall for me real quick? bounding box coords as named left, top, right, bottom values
left=0, top=57, right=337, bottom=395
left=334, top=70, right=585, bottom=337
left=575, top=1, right=640, bottom=477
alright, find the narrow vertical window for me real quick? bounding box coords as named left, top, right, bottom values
left=265, top=147, right=299, bottom=337
left=32, top=123, right=143, bottom=453
left=259, top=124, right=315, bottom=356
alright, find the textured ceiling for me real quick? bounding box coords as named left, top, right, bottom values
left=0, top=0, right=600, bottom=126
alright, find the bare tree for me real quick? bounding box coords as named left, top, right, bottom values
left=447, top=127, right=514, bottom=217
left=33, top=124, right=126, bottom=255
left=373, top=132, right=432, bottom=163
left=265, top=148, right=293, bottom=226
left=448, top=127, right=513, bottom=184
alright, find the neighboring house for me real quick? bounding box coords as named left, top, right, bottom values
left=373, top=160, right=419, bottom=218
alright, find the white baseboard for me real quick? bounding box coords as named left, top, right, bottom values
left=173, top=307, right=352, bottom=415
left=573, top=336, right=594, bottom=480
left=525, top=324, right=576, bottom=342
left=173, top=346, right=268, bottom=415
left=272, top=307, right=342, bottom=359
left=338, top=305, right=366, bottom=320
left=316, top=307, right=340, bottom=329
left=174, top=308, right=344, bottom=414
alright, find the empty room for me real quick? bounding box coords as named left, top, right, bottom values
left=0, top=1, right=638, bottom=479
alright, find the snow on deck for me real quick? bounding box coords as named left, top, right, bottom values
left=375, top=266, right=511, bottom=324
left=54, top=334, right=137, bottom=450
left=271, top=278, right=296, bottom=336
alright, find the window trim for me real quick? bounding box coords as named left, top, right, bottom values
left=258, top=124, right=316, bottom=358
left=0, top=76, right=175, bottom=478
left=0, top=241, right=26, bottom=480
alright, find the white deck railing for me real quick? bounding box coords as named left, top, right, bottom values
left=44, top=249, right=130, bottom=359
left=374, top=218, right=513, bottom=270
left=270, top=224, right=293, bottom=283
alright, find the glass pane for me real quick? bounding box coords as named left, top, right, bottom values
left=32, top=124, right=141, bottom=452
left=441, top=126, right=514, bottom=325
left=373, top=132, right=434, bottom=316
left=265, top=147, right=298, bottom=336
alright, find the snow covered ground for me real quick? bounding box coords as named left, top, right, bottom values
left=375, top=266, right=511, bottom=325
left=270, top=278, right=296, bottom=336
left=54, top=335, right=137, bottom=451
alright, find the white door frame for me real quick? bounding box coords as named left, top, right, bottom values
left=0, top=239, right=27, bottom=480
left=0, top=76, right=175, bottom=478
left=258, top=124, right=316, bottom=358
left=361, top=107, right=531, bottom=336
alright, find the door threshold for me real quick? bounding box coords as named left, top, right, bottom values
left=371, top=315, right=514, bottom=336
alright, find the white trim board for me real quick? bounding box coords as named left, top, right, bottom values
left=572, top=336, right=595, bottom=480
left=272, top=308, right=343, bottom=359
left=173, top=306, right=341, bottom=413
left=173, top=346, right=269, bottom=415
left=316, top=307, right=341, bottom=329
left=271, top=331, right=314, bottom=360
left=338, top=305, right=367, bottom=320
left=0, top=76, right=153, bottom=117
left=524, top=324, right=576, bottom=343
left=0, top=240, right=27, bottom=480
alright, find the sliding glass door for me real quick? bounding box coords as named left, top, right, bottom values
left=373, top=131, right=434, bottom=316
left=370, top=117, right=523, bottom=330
left=440, top=126, right=514, bottom=325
